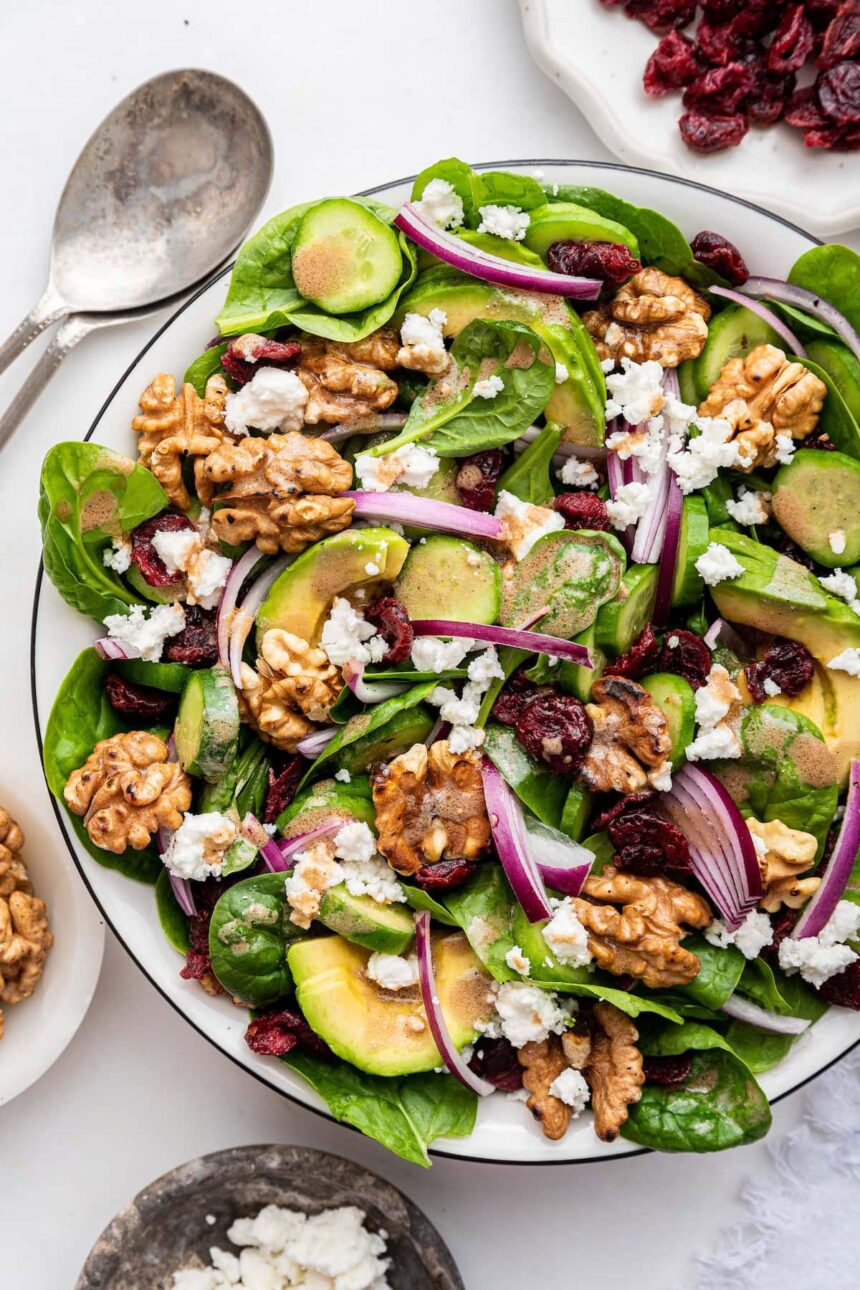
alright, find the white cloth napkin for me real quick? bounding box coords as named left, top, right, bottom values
left=694, top=1047, right=860, bottom=1289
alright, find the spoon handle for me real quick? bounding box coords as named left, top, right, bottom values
left=0, top=286, right=68, bottom=378
left=0, top=314, right=95, bottom=453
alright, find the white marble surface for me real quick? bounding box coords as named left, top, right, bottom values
left=0, top=2, right=854, bottom=1287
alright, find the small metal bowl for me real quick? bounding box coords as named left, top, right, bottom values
left=76, top=1144, right=464, bottom=1289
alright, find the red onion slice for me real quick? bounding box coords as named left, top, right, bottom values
left=414, top=911, right=495, bottom=1097
left=720, top=995, right=810, bottom=1035
left=343, top=660, right=409, bottom=704
left=395, top=203, right=601, bottom=300
left=94, top=637, right=139, bottom=661
left=793, top=759, right=860, bottom=940
left=273, top=819, right=347, bottom=871
left=525, top=818, right=594, bottom=897
left=216, top=546, right=265, bottom=670
left=710, top=286, right=806, bottom=358
left=411, top=619, right=591, bottom=666
left=346, top=491, right=503, bottom=540
left=481, top=757, right=552, bottom=922
left=653, top=472, right=683, bottom=627
left=295, top=727, right=338, bottom=760
left=239, top=812, right=285, bottom=873
left=155, top=740, right=196, bottom=915
left=228, top=555, right=291, bottom=689
left=318, top=412, right=407, bottom=444
left=742, top=277, right=860, bottom=363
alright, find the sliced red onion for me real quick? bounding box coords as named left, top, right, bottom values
left=275, top=819, right=346, bottom=870
left=343, top=660, right=408, bottom=704
left=414, top=910, right=495, bottom=1096
left=228, top=555, right=290, bottom=689
left=710, top=286, right=806, bottom=358
left=792, top=759, right=860, bottom=940
left=239, top=811, right=282, bottom=873
left=395, top=203, right=601, bottom=300
left=295, top=726, right=338, bottom=759
left=525, top=818, right=594, bottom=897
left=720, top=995, right=810, bottom=1035
left=481, top=757, right=552, bottom=922
left=653, top=472, right=683, bottom=627
left=94, top=637, right=139, bottom=661
left=346, top=491, right=503, bottom=540
left=607, top=421, right=635, bottom=554
left=703, top=617, right=749, bottom=656
left=742, top=276, right=860, bottom=363
left=411, top=619, right=591, bottom=666
left=318, top=412, right=407, bottom=444
left=216, top=546, right=265, bottom=670
left=155, top=819, right=196, bottom=917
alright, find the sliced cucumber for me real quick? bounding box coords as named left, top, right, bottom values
left=677, top=360, right=699, bottom=408
left=560, top=783, right=592, bottom=842
left=692, top=305, right=782, bottom=403
left=291, top=199, right=403, bottom=314
left=333, top=704, right=436, bottom=776
left=318, top=887, right=414, bottom=955
left=395, top=535, right=502, bottom=624
left=113, top=658, right=190, bottom=694
left=175, top=666, right=240, bottom=781
left=594, top=565, right=659, bottom=655
left=672, top=496, right=709, bottom=606
left=511, top=905, right=592, bottom=986
left=640, top=672, right=696, bottom=768
left=523, top=202, right=640, bottom=260
left=557, top=623, right=604, bottom=702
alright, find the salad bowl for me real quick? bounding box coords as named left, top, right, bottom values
left=32, top=160, right=860, bottom=1164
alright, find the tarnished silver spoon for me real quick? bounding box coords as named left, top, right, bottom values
left=0, top=68, right=272, bottom=447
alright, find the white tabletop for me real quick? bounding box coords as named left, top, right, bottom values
left=1, top=3, right=855, bottom=1287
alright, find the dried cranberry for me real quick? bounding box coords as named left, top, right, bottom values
left=514, top=691, right=593, bottom=774
left=456, top=450, right=504, bottom=511
left=546, top=240, right=642, bottom=284
left=469, top=1038, right=524, bottom=1092
left=700, top=0, right=743, bottom=19
left=220, top=336, right=302, bottom=388
left=591, top=790, right=658, bottom=832
left=263, top=758, right=304, bottom=824
left=553, top=492, right=611, bottom=532
left=625, top=0, right=697, bottom=32
left=695, top=17, right=758, bottom=67
left=245, top=1006, right=334, bottom=1059
left=643, top=1053, right=693, bottom=1084
left=180, top=877, right=230, bottom=990
left=784, top=85, right=831, bottom=128
left=414, top=856, right=475, bottom=893
left=679, top=109, right=749, bottom=152
left=817, top=60, right=860, bottom=124
left=803, top=428, right=837, bottom=451
left=744, top=639, right=815, bottom=703
left=130, top=512, right=195, bottom=588
left=819, top=3, right=860, bottom=69
left=659, top=629, right=712, bottom=690
left=603, top=624, right=661, bottom=680
left=365, top=595, right=413, bottom=664
left=609, top=811, right=692, bottom=876
left=164, top=604, right=218, bottom=666
left=104, top=671, right=177, bottom=722
left=690, top=230, right=750, bottom=285
left=767, top=5, right=815, bottom=73
left=491, top=678, right=540, bottom=727
left=746, top=63, right=796, bottom=125
left=683, top=62, right=755, bottom=113
left=644, top=30, right=705, bottom=95
left=816, top=957, right=860, bottom=1010
left=804, top=121, right=860, bottom=148
left=761, top=907, right=798, bottom=965
left=731, top=0, right=785, bottom=38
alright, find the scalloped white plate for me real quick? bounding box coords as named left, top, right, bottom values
left=33, top=161, right=860, bottom=1163
left=519, top=0, right=860, bottom=237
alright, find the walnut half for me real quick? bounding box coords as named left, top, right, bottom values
left=133, top=372, right=232, bottom=511
left=579, top=677, right=672, bottom=795
left=239, top=629, right=341, bottom=752
left=585, top=1002, right=644, bottom=1142
left=584, top=268, right=710, bottom=368
left=0, top=808, right=53, bottom=1035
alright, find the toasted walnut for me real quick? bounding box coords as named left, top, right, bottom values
left=562, top=1028, right=592, bottom=1070
left=372, top=741, right=491, bottom=875
left=239, top=629, right=341, bottom=752
left=698, top=344, right=827, bottom=466
left=574, top=865, right=712, bottom=989
left=583, top=268, right=710, bottom=367
left=749, top=817, right=820, bottom=913
left=584, top=1002, right=644, bottom=1142
left=64, top=731, right=192, bottom=854
left=579, top=677, right=672, bottom=795
left=297, top=333, right=400, bottom=424
left=0, top=809, right=53, bottom=1036
left=0, top=808, right=27, bottom=899
left=133, top=373, right=233, bottom=510
left=518, top=1035, right=573, bottom=1141
left=200, top=431, right=354, bottom=554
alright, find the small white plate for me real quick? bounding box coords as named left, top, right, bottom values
left=0, top=789, right=104, bottom=1107
left=519, top=0, right=860, bottom=237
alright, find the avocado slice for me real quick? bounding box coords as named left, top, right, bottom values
left=522, top=202, right=640, bottom=259
left=288, top=931, right=494, bottom=1076
left=395, top=268, right=605, bottom=445
left=256, top=527, right=409, bottom=647
left=772, top=449, right=860, bottom=568
left=764, top=661, right=860, bottom=789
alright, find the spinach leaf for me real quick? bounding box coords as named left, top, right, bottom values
left=622, top=1048, right=771, bottom=1151
left=39, top=442, right=169, bottom=622
left=638, top=1018, right=738, bottom=1061
left=374, top=319, right=554, bottom=459
left=216, top=197, right=417, bottom=342
left=723, top=1021, right=794, bottom=1074
left=675, top=935, right=745, bottom=1009
left=789, top=244, right=860, bottom=334
left=298, top=683, right=437, bottom=788
left=199, top=737, right=269, bottom=818
left=770, top=300, right=837, bottom=342
left=542, top=979, right=683, bottom=1023
left=411, top=158, right=545, bottom=226
left=766, top=965, right=828, bottom=1024
left=328, top=668, right=467, bottom=725
left=735, top=958, right=791, bottom=1014
left=401, top=885, right=459, bottom=927
left=184, top=343, right=230, bottom=396
left=42, top=647, right=161, bottom=882
left=209, top=873, right=303, bottom=1005
left=483, top=723, right=568, bottom=827
left=793, top=354, right=860, bottom=459
left=283, top=1053, right=477, bottom=1167
left=496, top=423, right=561, bottom=505
left=412, top=156, right=480, bottom=224
left=444, top=864, right=518, bottom=982
left=155, top=869, right=189, bottom=954
left=580, top=831, right=616, bottom=874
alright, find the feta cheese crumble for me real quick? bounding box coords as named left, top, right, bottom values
left=490, top=981, right=570, bottom=1047
left=494, top=489, right=565, bottom=560
left=224, top=367, right=308, bottom=436
left=473, top=373, right=505, bottom=399
left=504, top=945, right=531, bottom=976
left=415, top=177, right=464, bottom=229
left=827, top=648, right=860, bottom=677
left=558, top=457, right=599, bottom=490
left=763, top=677, right=782, bottom=697
left=548, top=1067, right=591, bottom=1115
left=725, top=488, right=771, bottom=527
left=555, top=361, right=569, bottom=384
left=604, top=357, right=665, bottom=426
left=819, top=568, right=860, bottom=616
left=705, top=909, right=773, bottom=959
left=667, top=415, right=743, bottom=494
left=543, top=898, right=593, bottom=967
left=152, top=528, right=232, bottom=609
left=467, top=646, right=505, bottom=688
left=410, top=635, right=473, bottom=672
left=695, top=542, right=744, bottom=587
left=102, top=602, right=186, bottom=662
left=285, top=839, right=345, bottom=929
left=162, top=812, right=237, bottom=883
left=606, top=481, right=651, bottom=531
left=686, top=664, right=743, bottom=762
left=477, top=204, right=530, bottom=241
left=366, top=952, right=419, bottom=991
left=320, top=597, right=388, bottom=667
left=354, top=442, right=440, bottom=492
left=334, top=768, right=352, bottom=783
left=285, top=822, right=404, bottom=929
left=778, top=901, right=860, bottom=987
left=829, top=529, right=847, bottom=556
left=775, top=433, right=796, bottom=465
left=398, top=309, right=448, bottom=373
left=102, top=536, right=132, bottom=573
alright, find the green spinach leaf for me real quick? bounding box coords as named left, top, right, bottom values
left=199, top=737, right=269, bottom=818
left=724, top=1021, right=794, bottom=1074
left=155, top=869, right=189, bottom=954
left=184, top=343, right=230, bottom=396
left=675, top=936, right=745, bottom=1010
left=444, top=864, right=518, bottom=981
left=412, top=157, right=480, bottom=224
left=482, top=723, right=568, bottom=827
left=735, top=957, right=791, bottom=1014
left=209, top=873, right=304, bottom=1005
left=401, top=885, right=459, bottom=927
left=793, top=354, right=860, bottom=459
left=789, top=244, right=860, bottom=334
left=496, top=423, right=561, bottom=505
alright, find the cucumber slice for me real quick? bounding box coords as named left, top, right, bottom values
left=772, top=448, right=860, bottom=568
left=318, top=887, right=414, bottom=955
left=291, top=199, right=403, bottom=314
left=113, top=659, right=190, bottom=694
left=125, top=562, right=185, bottom=605
left=691, top=305, right=782, bottom=403
left=640, top=672, right=696, bottom=768
left=560, top=783, right=592, bottom=842
left=557, top=623, right=605, bottom=702
left=677, top=360, right=699, bottom=408
left=594, top=565, right=659, bottom=655
left=395, top=535, right=502, bottom=624
left=175, top=666, right=240, bottom=781
left=332, top=704, right=436, bottom=776
left=523, top=202, right=640, bottom=259
left=671, top=496, right=709, bottom=606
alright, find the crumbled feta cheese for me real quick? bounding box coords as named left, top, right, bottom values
left=667, top=415, right=743, bottom=494
left=725, top=488, right=771, bottom=526
left=829, top=529, right=847, bottom=556
left=705, top=910, right=773, bottom=959
left=447, top=724, right=485, bottom=754
left=695, top=542, right=744, bottom=587
left=162, top=812, right=237, bottom=883
left=604, top=357, right=665, bottom=426
left=102, top=536, right=132, bottom=573
left=686, top=664, right=743, bottom=762
left=224, top=367, right=308, bottom=436
left=778, top=901, right=860, bottom=987
left=467, top=646, right=505, bottom=688
left=558, top=456, right=599, bottom=490
left=339, top=854, right=405, bottom=905
left=543, top=898, right=593, bottom=968
left=504, top=945, right=531, bottom=976
left=477, top=204, right=530, bottom=241
left=555, top=361, right=569, bottom=384
left=473, top=373, right=504, bottom=399
left=366, top=952, right=419, bottom=991
left=364, top=561, right=380, bottom=576
left=600, top=357, right=616, bottom=373
left=548, top=1067, right=590, bottom=1115
left=285, top=840, right=344, bottom=929
left=334, top=768, right=352, bottom=783
left=152, top=528, right=232, bottom=609
left=415, top=177, right=464, bottom=229
left=320, top=597, right=388, bottom=667
left=491, top=982, right=570, bottom=1047
left=410, top=636, right=473, bottom=672
left=102, top=602, right=186, bottom=662
left=606, top=481, right=652, bottom=531
left=648, top=760, right=673, bottom=793
left=775, top=433, right=796, bottom=465
left=763, top=677, right=782, bottom=697
left=819, top=568, right=860, bottom=617
left=494, top=489, right=565, bottom=560
left=827, top=648, right=860, bottom=677
left=398, top=309, right=448, bottom=373
left=429, top=684, right=481, bottom=726
left=354, top=442, right=440, bottom=492
left=333, top=821, right=376, bottom=865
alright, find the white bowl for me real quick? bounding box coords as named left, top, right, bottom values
left=519, top=1, right=860, bottom=238
left=32, top=161, right=860, bottom=1163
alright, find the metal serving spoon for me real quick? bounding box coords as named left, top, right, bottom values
left=0, top=68, right=272, bottom=447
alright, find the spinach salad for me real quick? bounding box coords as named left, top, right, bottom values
left=40, top=159, right=860, bottom=1164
